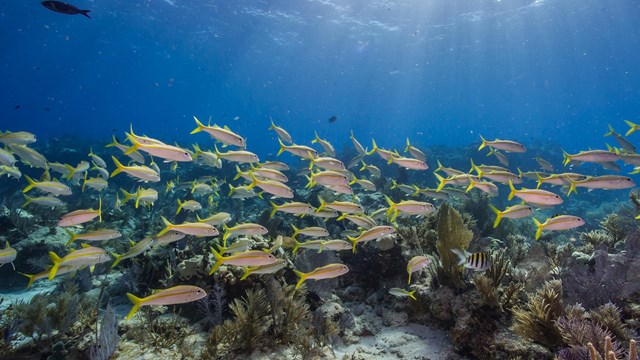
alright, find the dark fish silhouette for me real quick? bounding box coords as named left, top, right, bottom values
left=41, top=1, right=91, bottom=19
left=328, top=115, right=337, bottom=123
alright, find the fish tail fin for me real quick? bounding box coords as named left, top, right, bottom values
left=97, top=198, right=102, bottom=222
left=465, top=180, right=476, bottom=193
left=176, top=199, right=184, bottom=215
left=316, top=196, right=325, bottom=212
left=390, top=179, right=398, bottom=189
left=105, top=135, right=119, bottom=148
left=19, top=272, right=37, bottom=289
left=293, top=269, right=307, bottom=289
left=561, top=149, right=571, bottom=166
left=291, top=224, right=300, bottom=239
left=625, top=120, right=638, bottom=137
left=311, top=131, right=320, bottom=144
left=507, top=180, right=516, bottom=201
left=408, top=290, right=417, bottom=301
left=435, top=159, right=444, bottom=172
left=110, top=252, right=123, bottom=268
left=124, top=134, right=142, bottom=155
left=208, top=246, right=225, bottom=275
left=277, top=138, right=286, bottom=156
left=110, top=156, right=124, bottom=178
left=126, top=293, right=143, bottom=320
left=434, top=173, right=446, bottom=192
left=80, top=9, right=91, bottom=19
left=63, top=228, right=78, bottom=246
left=404, top=138, right=411, bottom=153
left=359, top=161, right=367, bottom=172
left=451, top=248, right=467, bottom=267
left=305, top=174, right=315, bottom=189
left=567, top=178, right=578, bottom=196
left=533, top=218, right=543, bottom=240
left=48, top=251, right=62, bottom=280
left=347, top=235, right=358, bottom=253
left=246, top=173, right=259, bottom=190
left=604, top=124, right=615, bottom=137
left=190, top=116, right=204, bottom=134
left=292, top=237, right=302, bottom=254
left=64, top=164, right=76, bottom=181
left=239, top=267, right=251, bottom=281
left=157, top=216, right=173, bottom=237
left=233, top=165, right=243, bottom=180
left=22, top=175, right=37, bottom=193
left=535, top=173, right=545, bottom=189
left=384, top=196, right=395, bottom=216
left=478, top=135, right=487, bottom=150
left=22, top=194, right=33, bottom=208
left=269, top=201, right=278, bottom=219
left=490, top=205, right=503, bottom=228
left=366, top=139, right=378, bottom=156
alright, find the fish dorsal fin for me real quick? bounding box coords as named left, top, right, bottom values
left=81, top=243, right=91, bottom=249
left=129, top=240, right=136, bottom=246
left=151, top=289, right=162, bottom=295
left=52, top=178, right=60, bottom=183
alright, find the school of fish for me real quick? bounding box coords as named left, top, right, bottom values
left=1, top=117, right=638, bottom=311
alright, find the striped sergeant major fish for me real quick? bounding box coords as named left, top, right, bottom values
left=451, top=249, right=490, bottom=271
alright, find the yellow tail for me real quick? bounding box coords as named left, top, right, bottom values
left=507, top=180, right=516, bottom=201
left=190, top=116, right=205, bottom=134
left=156, top=216, right=173, bottom=237
left=22, top=175, right=38, bottom=193
left=126, top=293, right=144, bottom=320
left=489, top=205, right=503, bottom=228
left=111, top=252, right=124, bottom=268
left=533, top=218, right=543, bottom=240
left=110, top=156, right=125, bottom=178
left=63, top=228, right=78, bottom=246
left=293, top=269, right=307, bottom=289
left=48, top=251, right=62, bottom=280
left=208, top=246, right=225, bottom=275
left=19, top=272, right=38, bottom=289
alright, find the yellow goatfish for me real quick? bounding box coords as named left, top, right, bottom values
left=157, top=216, right=218, bottom=237
left=64, top=228, right=122, bottom=246
left=191, top=116, right=246, bottom=148
left=23, top=175, right=72, bottom=196
left=268, top=118, right=292, bottom=144
left=489, top=204, right=533, bottom=228
left=407, top=256, right=430, bottom=284
left=389, top=288, right=417, bottom=301
left=111, top=237, right=154, bottom=268
left=478, top=136, right=526, bottom=153
left=0, top=130, right=36, bottom=145
left=240, top=258, right=288, bottom=280
left=533, top=215, right=585, bottom=240
left=209, top=247, right=277, bottom=275
left=58, top=199, right=102, bottom=227
left=48, top=244, right=111, bottom=280
left=125, top=133, right=192, bottom=162
left=110, top=156, right=160, bottom=183
left=293, top=263, right=349, bottom=289
left=126, top=285, right=207, bottom=320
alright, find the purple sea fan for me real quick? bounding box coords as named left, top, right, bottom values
left=561, top=230, right=640, bottom=309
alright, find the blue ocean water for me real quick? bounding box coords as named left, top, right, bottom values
left=1, top=0, right=639, bottom=155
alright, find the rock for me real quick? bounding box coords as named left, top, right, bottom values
left=376, top=234, right=396, bottom=251
left=382, top=310, right=409, bottom=327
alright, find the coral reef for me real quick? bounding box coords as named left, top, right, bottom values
left=511, top=279, right=564, bottom=349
